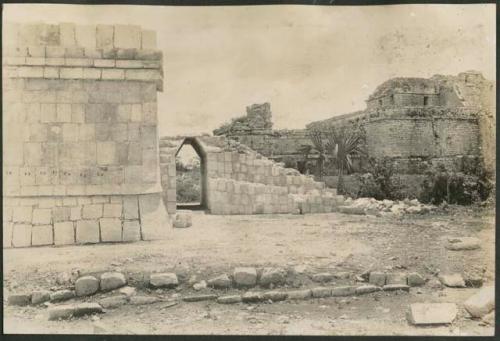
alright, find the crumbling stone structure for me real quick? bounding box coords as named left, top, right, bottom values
left=3, top=22, right=170, bottom=248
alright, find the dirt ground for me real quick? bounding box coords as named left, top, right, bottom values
left=3, top=205, right=495, bottom=336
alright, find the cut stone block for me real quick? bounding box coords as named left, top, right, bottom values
left=262, top=291, right=287, bottom=302
left=82, top=204, right=103, bottom=219
left=369, top=272, right=386, bottom=286
left=8, top=293, right=32, bottom=306
left=48, top=303, right=103, bottom=320
left=311, top=287, right=332, bottom=298
left=99, top=218, right=122, bottom=242
left=183, top=294, right=218, bottom=302
left=31, top=225, right=53, bottom=246
left=207, top=274, right=232, bottom=289
left=259, top=267, right=287, bottom=287
left=96, top=25, right=114, bottom=49
left=242, top=291, right=264, bottom=303
left=76, top=220, right=100, bottom=244
left=446, top=237, right=481, bottom=251
left=464, top=286, right=495, bottom=318
left=3, top=222, right=13, bottom=248
left=32, top=208, right=52, bottom=225
left=408, top=303, right=458, bottom=325
left=114, top=25, right=141, bottom=49
left=118, top=286, right=137, bottom=297
left=173, top=210, right=192, bottom=228
left=103, top=204, right=122, bottom=218
left=217, top=295, right=242, bottom=304
left=12, top=206, right=33, bottom=223
left=99, top=295, right=128, bottom=309
left=407, top=272, right=426, bottom=287
left=50, top=290, right=75, bottom=302
left=12, top=224, right=32, bottom=247
left=438, top=273, right=466, bottom=288
left=100, top=272, right=127, bottom=291
left=233, top=267, right=257, bottom=287
left=355, top=285, right=381, bottom=295
left=311, top=272, right=334, bottom=283
left=331, top=286, right=357, bottom=297
left=123, top=220, right=141, bottom=242
left=54, top=221, right=75, bottom=245
left=386, top=272, right=407, bottom=285
left=75, top=276, right=100, bottom=296
left=138, top=194, right=170, bottom=240
left=149, top=273, right=178, bottom=288
left=383, top=284, right=410, bottom=292
left=287, top=289, right=312, bottom=300
left=31, top=290, right=51, bottom=305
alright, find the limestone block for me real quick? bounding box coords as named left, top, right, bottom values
left=100, top=272, right=127, bottom=291
left=82, top=68, right=101, bottom=80
left=116, top=60, right=143, bottom=68
left=408, top=303, right=458, bottom=325
left=138, top=193, right=170, bottom=240
left=94, top=59, right=115, bottom=68
left=96, top=25, right=114, bottom=49
left=464, top=286, right=495, bottom=318
left=125, top=69, right=161, bottom=81
left=59, top=23, right=76, bottom=46
left=44, top=67, right=59, bottom=78
left=12, top=206, right=33, bottom=223
left=233, top=267, right=257, bottom=287
left=60, top=67, right=83, bottom=79
left=102, top=69, right=125, bottom=80
left=75, top=275, right=99, bottom=296
left=141, top=30, right=157, bottom=49
left=18, top=66, right=44, bottom=78
left=54, top=221, right=75, bottom=245
left=123, top=196, right=139, bottom=219
left=53, top=207, right=71, bottom=222
left=75, top=25, right=96, bottom=48
left=70, top=206, right=81, bottom=221
left=30, top=224, right=53, bottom=246
left=76, top=219, right=100, bottom=244
left=149, top=273, right=178, bottom=288
left=12, top=224, right=32, bottom=247
left=123, top=220, right=141, bottom=242
left=96, top=142, right=117, bottom=165
left=3, top=222, right=13, bottom=248
left=100, top=218, right=122, bottom=242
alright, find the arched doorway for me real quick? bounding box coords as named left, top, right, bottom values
left=175, top=137, right=207, bottom=210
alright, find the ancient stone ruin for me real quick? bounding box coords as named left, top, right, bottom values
left=3, top=22, right=170, bottom=248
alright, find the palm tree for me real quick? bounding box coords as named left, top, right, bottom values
left=308, top=129, right=328, bottom=180
left=324, top=125, right=364, bottom=193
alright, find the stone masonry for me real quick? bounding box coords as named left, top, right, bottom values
left=3, top=22, right=170, bottom=248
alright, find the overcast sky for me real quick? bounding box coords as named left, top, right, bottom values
left=4, top=4, right=496, bottom=136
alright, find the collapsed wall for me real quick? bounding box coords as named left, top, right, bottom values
left=159, top=136, right=346, bottom=215
left=3, top=22, right=170, bottom=248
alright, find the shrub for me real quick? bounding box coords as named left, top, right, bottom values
left=355, top=157, right=405, bottom=200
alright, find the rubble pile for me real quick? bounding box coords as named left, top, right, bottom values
left=338, top=197, right=436, bottom=216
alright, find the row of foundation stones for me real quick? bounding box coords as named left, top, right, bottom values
left=6, top=267, right=494, bottom=326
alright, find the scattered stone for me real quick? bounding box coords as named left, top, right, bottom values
left=438, top=273, right=466, bottom=288
left=129, top=296, right=161, bottom=305
left=445, top=237, right=481, bottom=251
left=207, top=274, right=232, bottom=289
left=173, top=210, right=192, bottom=228
left=100, top=272, right=127, bottom=291
left=286, top=289, right=312, bottom=300
left=407, top=272, right=426, bottom=287
left=182, top=294, right=218, bottom=302
left=8, top=293, right=31, bottom=306
left=311, top=273, right=334, bottom=283
left=118, top=286, right=137, bottom=297
left=334, top=272, right=351, bottom=280
left=464, top=286, right=495, bottom=318
left=48, top=303, right=103, bottom=321
left=75, top=275, right=100, bottom=297
left=149, top=273, right=178, bottom=288
left=193, top=280, right=207, bottom=291
left=369, top=272, right=386, bottom=286
left=233, top=267, right=257, bottom=287
left=50, top=290, right=75, bottom=302
left=99, top=295, right=128, bottom=309
left=383, top=284, right=410, bottom=292
left=311, top=287, right=332, bottom=298
left=259, top=267, right=287, bottom=287
left=338, top=206, right=365, bottom=215
left=386, top=272, right=407, bottom=285
left=407, top=303, right=458, bottom=325
left=217, top=295, right=242, bottom=304
left=242, top=291, right=264, bottom=303
left=427, top=278, right=443, bottom=289
left=31, top=290, right=51, bottom=305
left=262, top=291, right=287, bottom=302
left=331, top=286, right=357, bottom=297
left=355, top=285, right=381, bottom=295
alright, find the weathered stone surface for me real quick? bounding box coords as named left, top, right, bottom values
left=75, top=275, right=100, bottom=296
left=286, top=289, right=312, bottom=300
left=11, top=224, right=32, bottom=247
left=149, top=273, right=178, bottom=288
left=386, top=272, right=407, bottom=285
left=50, top=290, right=75, bottom=302
left=311, top=287, right=332, bottom=298
left=82, top=204, right=103, bottom=219
left=262, top=290, right=287, bottom=302
left=8, top=293, right=32, bottom=306
left=129, top=295, right=160, bottom=305
left=31, top=225, right=53, bottom=246
left=207, top=274, right=232, bottom=289
left=193, top=280, right=207, bottom=291
left=259, top=267, right=287, bottom=287
left=139, top=194, right=170, bottom=240
left=118, top=286, right=137, bottom=297
left=463, top=286, right=495, bottom=318
left=407, top=272, right=426, bottom=287
left=48, top=302, right=103, bottom=320
left=311, top=272, right=334, bottom=283
left=32, top=290, right=51, bottom=305
left=355, top=285, right=381, bottom=295
left=233, top=267, right=257, bottom=287
left=32, top=208, right=52, bottom=225
left=383, top=284, right=410, bottom=292
left=438, top=273, right=466, bottom=288
left=99, top=218, right=122, bottom=242
left=445, top=237, right=481, bottom=251
left=242, top=291, right=264, bottom=303
left=369, top=272, right=386, bottom=287
left=408, top=303, right=458, bottom=325
left=76, top=220, right=100, bottom=244
left=338, top=206, right=365, bottom=215
left=173, top=210, right=192, bottom=228
left=54, top=221, right=75, bottom=245
left=183, top=294, right=218, bottom=302
left=100, top=272, right=127, bottom=291
left=99, top=295, right=128, bottom=309
left=482, top=311, right=495, bottom=325
left=122, top=220, right=141, bottom=242
left=331, top=286, right=357, bottom=297
left=217, top=295, right=242, bottom=304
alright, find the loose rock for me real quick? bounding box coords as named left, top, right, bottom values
left=129, top=296, right=161, bottom=305
left=75, top=275, right=100, bottom=297
left=233, top=267, right=257, bottom=287
left=259, top=267, right=287, bottom=287
left=31, top=290, right=51, bottom=305
left=100, top=272, right=127, bottom=291
left=331, top=286, right=357, bottom=297
left=183, top=294, right=218, bottom=302
left=173, top=210, right=192, bottom=228
left=118, top=286, right=137, bottom=297
left=242, top=291, right=264, bottom=303
left=383, top=284, right=410, bottom=292
left=99, top=295, right=128, bottom=309
left=407, top=272, right=426, bottom=287
left=408, top=303, right=458, bottom=325
left=207, top=274, right=232, bottom=289
left=438, top=273, right=466, bottom=288
left=217, top=295, right=242, bottom=304
left=464, top=286, right=495, bottom=318
left=369, top=272, right=386, bottom=286
left=262, top=291, right=287, bottom=302
left=8, top=293, right=31, bottom=306
left=355, top=285, right=381, bottom=295
left=311, top=287, right=332, bottom=298
left=286, top=289, right=312, bottom=300
left=386, top=272, right=407, bottom=285
left=50, top=290, right=75, bottom=302
left=445, top=237, right=481, bottom=251
left=48, top=303, right=103, bottom=321
left=311, top=272, right=334, bottom=283
left=193, top=280, right=207, bottom=291
left=149, top=273, right=178, bottom=288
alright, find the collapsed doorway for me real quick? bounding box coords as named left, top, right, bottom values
left=175, top=137, right=207, bottom=210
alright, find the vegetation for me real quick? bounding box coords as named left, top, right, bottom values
left=176, top=157, right=202, bottom=203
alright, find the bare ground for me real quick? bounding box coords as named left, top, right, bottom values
left=3, top=205, right=495, bottom=335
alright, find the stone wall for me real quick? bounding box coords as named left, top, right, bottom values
left=3, top=22, right=170, bottom=248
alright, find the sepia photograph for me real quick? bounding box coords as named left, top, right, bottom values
left=2, top=1, right=496, bottom=336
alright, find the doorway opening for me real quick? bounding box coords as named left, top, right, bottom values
left=175, top=137, right=207, bottom=211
